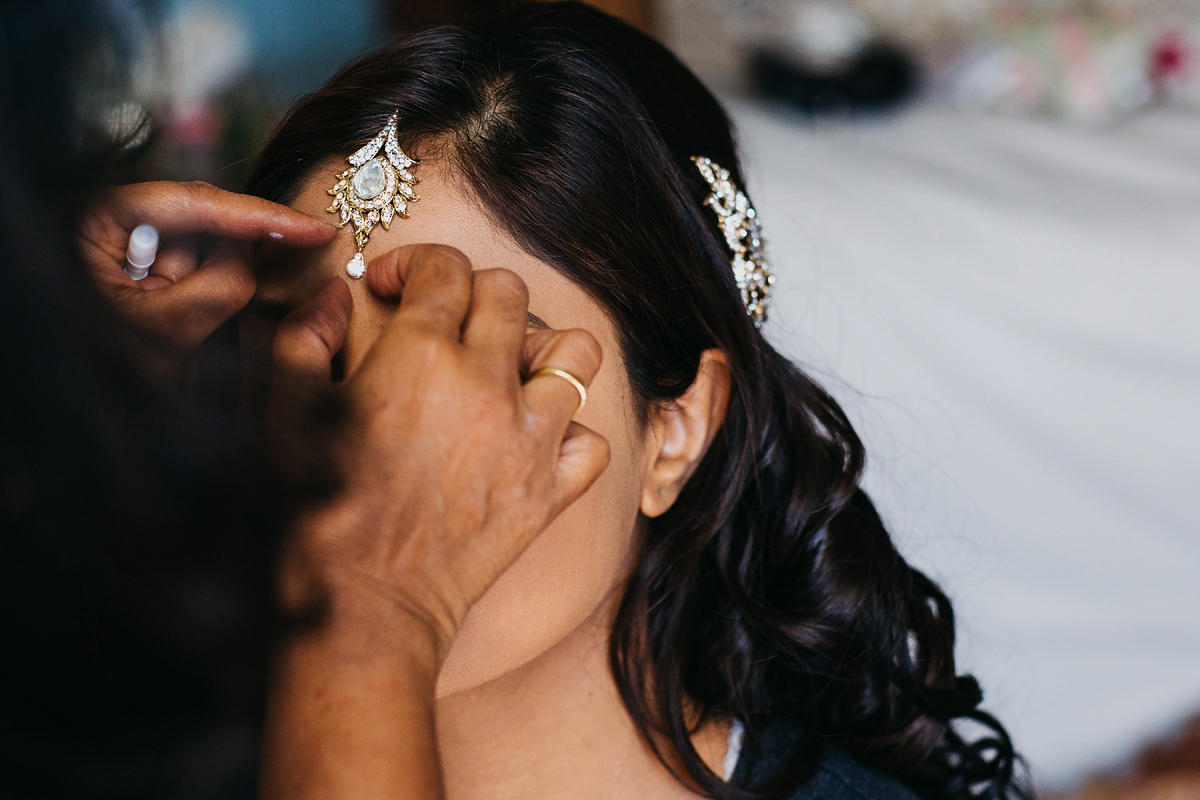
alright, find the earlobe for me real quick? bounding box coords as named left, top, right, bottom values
left=640, top=349, right=731, bottom=518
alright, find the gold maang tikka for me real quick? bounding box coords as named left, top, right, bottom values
left=326, top=112, right=420, bottom=278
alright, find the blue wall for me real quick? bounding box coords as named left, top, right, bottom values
left=170, top=0, right=386, bottom=99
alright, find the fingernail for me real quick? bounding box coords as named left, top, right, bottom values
left=268, top=232, right=284, bottom=240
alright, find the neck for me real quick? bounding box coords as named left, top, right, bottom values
left=436, top=599, right=730, bottom=800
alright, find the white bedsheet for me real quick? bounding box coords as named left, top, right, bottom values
left=731, top=100, right=1200, bottom=788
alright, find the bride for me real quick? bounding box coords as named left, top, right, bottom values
left=246, top=4, right=1028, bottom=799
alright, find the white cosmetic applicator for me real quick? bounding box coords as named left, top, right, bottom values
left=124, top=224, right=159, bottom=281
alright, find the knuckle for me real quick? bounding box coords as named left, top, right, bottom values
left=424, top=243, right=471, bottom=268
left=416, top=243, right=472, bottom=279
left=184, top=180, right=218, bottom=195
left=473, top=273, right=529, bottom=325
left=405, top=246, right=472, bottom=300
left=480, top=268, right=529, bottom=305
left=182, top=181, right=222, bottom=213
left=556, top=330, right=603, bottom=377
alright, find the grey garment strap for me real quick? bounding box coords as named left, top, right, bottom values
left=723, top=719, right=746, bottom=781
left=727, top=718, right=923, bottom=800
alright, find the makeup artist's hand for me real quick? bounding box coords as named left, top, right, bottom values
left=261, top=244, right=608, bottom=800
left=78, top=181, right=336, bottom=352
left=270, top=242, right=608, bottom=655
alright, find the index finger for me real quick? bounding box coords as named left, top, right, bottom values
left=103, top=181, right=338, bottom=247
left=371, top=243, right=475, bottom=340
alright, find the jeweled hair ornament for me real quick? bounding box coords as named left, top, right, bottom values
left=327, top=112, right=420, bottom=278
left=692, top=156, right=774, bottom=326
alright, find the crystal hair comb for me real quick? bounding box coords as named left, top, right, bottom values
left=692, top=157, right=774, bottom=326
left=327, top=113, right=420, bottom=278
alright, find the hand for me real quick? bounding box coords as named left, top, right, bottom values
left=260, top=244, right=609, bottom=800
left=78, top=181, right=336, bottom=352
left=270, top=243, right=610, bottom=660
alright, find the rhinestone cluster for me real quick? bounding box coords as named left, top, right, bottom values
left=326, top=112, right=420, bottom=278
left=692, top=157, right=774, bottom=325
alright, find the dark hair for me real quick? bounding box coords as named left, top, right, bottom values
left=1, top=2, right=286, bottom=796
left=247, top=5, right=1030, bottom=799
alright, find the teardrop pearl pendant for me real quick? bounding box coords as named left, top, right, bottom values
left=326, top=112, right=420, bottom=278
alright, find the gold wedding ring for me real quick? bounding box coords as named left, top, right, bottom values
left=529, top=366, right=588, bottom=411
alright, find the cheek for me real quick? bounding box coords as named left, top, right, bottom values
left=434, top=357, right=649, bottom=697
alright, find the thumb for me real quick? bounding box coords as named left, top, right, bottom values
left=268, top=279, right=353, bottom=479
left=273, top=279, right=353, bottom=384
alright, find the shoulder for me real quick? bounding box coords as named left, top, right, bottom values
left=785, top=744, right=921, bottom=800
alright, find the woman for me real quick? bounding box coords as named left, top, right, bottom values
left=246, top=4, right=1029, bottom=800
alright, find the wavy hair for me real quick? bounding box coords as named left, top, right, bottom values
left=246, top=5, right=1030, bottom=799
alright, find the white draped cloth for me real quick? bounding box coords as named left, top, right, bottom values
left=732, top=100, right=1200, bottom=789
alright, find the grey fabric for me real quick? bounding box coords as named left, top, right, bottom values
left=731, top=721, right=920, bottom=800
left=789, top=747, right=922, bottom=800
left=731, top=100, right=1200, bottom=786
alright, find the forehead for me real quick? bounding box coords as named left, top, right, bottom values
left=255, top=156, right=588, bottom=331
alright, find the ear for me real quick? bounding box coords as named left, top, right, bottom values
left=640, top=349, right=732, bottom=518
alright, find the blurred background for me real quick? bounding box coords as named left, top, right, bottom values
left=90, top=0, right=1200, bottom=797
